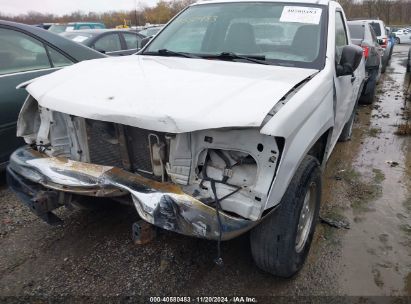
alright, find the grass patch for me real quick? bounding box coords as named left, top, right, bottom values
left=405, top=273, right=411, bottom=295
left=337, top=168, right=361, bottom=181
left=368, top=127, right=382, bottom=137
left=321, top=208, right=347, bottom=222
left=399, top=224, right=411, bottom=236
left=339, top=168, right=382, bottom=213
left=404, top=196, right=411, bottom=214
left=394, top=122, right=411, bottom=136
left=372, top=168, right=385, bottom=183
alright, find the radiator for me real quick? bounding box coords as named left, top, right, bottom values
left=86, top=119, right=166, bottom=179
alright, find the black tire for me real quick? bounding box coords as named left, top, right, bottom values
left=407, top=50, right=410, bottom=73
left=360, top=82, right=376, bottom=104
left=339, top=102, right=357, bottom=142
left=250, top=155, right=321, bottom=278
left=395, top=37, right=400, bottom=44
left=360, top=68, right=378, bottom=105
left=381, top=59, right=387, bottom=73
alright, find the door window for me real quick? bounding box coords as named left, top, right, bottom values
left=123, top=33, right=141, bottom=49
left=94, top=34, right=122, bottom=52
left=47, top=46, right=73, bottom=67
left=369, top=26, right=378, bottom=43
left=369, top=22, right=382, bottom=36
left=78, top=25, right=92, bottom=30
left=335, top=11, right=348, bottom=63
left=0, top=28, right=51, bottom=75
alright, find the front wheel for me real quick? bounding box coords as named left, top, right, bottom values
left=395, top=37, right=400, bottom=44
left=250, top=155, right=321, bottom=278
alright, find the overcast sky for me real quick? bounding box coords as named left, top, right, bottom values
left=0, top=0, right=160, bottom=16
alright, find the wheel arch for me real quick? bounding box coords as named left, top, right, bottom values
left=262, top=94, right=334, bottom=214
left=307, top=128, right=333, bottom=167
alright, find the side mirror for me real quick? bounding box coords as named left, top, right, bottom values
left=96, top=48, right=106, bottom=54
left=336, top=45, right=363, bottom=77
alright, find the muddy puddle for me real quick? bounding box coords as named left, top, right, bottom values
left=322, top=44, right=411, bottom=296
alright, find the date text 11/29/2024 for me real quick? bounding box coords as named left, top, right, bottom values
left=149, top=296, right=258, bottom=303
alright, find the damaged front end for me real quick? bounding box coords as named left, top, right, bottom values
left=8, top=96, right=281, bottom=240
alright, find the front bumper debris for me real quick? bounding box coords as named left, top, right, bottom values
left=7, top=147, right=257, bottom=240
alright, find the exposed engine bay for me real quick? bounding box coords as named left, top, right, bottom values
left=17, top=96, right=280, bottom=221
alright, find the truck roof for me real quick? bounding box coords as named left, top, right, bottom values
left=194, top=0, right=331, bottom=6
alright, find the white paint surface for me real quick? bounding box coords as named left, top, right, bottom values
left=26, top=55, right=317, bottom=133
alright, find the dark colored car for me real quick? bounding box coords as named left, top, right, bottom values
left=348, top=21, right=382, bottom=104
left=34, top=23, right=55, bottom=30
left=61, top=29, right=144, bottom=56
left=0, top=20, right=106, bottom=170
left=356, top=19, right=393, bottom=73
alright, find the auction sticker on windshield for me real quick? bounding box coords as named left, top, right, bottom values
left=280, top=6, right=322, bottom=24
left=72, top=36, right=89, bottom=42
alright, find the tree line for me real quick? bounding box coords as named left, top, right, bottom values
left=0, top=0, right=195, bottom=28
left=1, top=0, right=411, bottom=28
left=339, top=0, right=411, bottom=26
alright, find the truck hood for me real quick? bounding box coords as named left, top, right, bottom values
left=26, top=55, right=317, bottom=133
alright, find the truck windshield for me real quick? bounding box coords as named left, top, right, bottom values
left=143, top=2, right=327, bottom=69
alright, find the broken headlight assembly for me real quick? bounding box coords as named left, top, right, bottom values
left=169, top=129, right=280, bottom=221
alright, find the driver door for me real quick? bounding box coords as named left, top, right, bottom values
left=332, top=10, right=355, bottom=144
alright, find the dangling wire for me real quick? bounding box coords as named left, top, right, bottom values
left=210, top=180, right=224, bottom=266
left=201, top=150, right=242, bottom=266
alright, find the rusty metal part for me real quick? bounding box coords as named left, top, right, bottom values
left=6, top=167, right=63, bottom=225
left=132, top=220, right=157, bottom=245
left=9, top=147, right=258, bottom=240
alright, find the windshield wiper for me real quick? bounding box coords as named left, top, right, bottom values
left=151, top=49, right=200, bottom=58
left=209, top=52, right=271, bottom=65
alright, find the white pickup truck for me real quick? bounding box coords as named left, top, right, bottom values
left=8, top=0, right=364, bottom=277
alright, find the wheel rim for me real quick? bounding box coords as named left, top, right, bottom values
left=295, top=182, right=317, bottom=253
